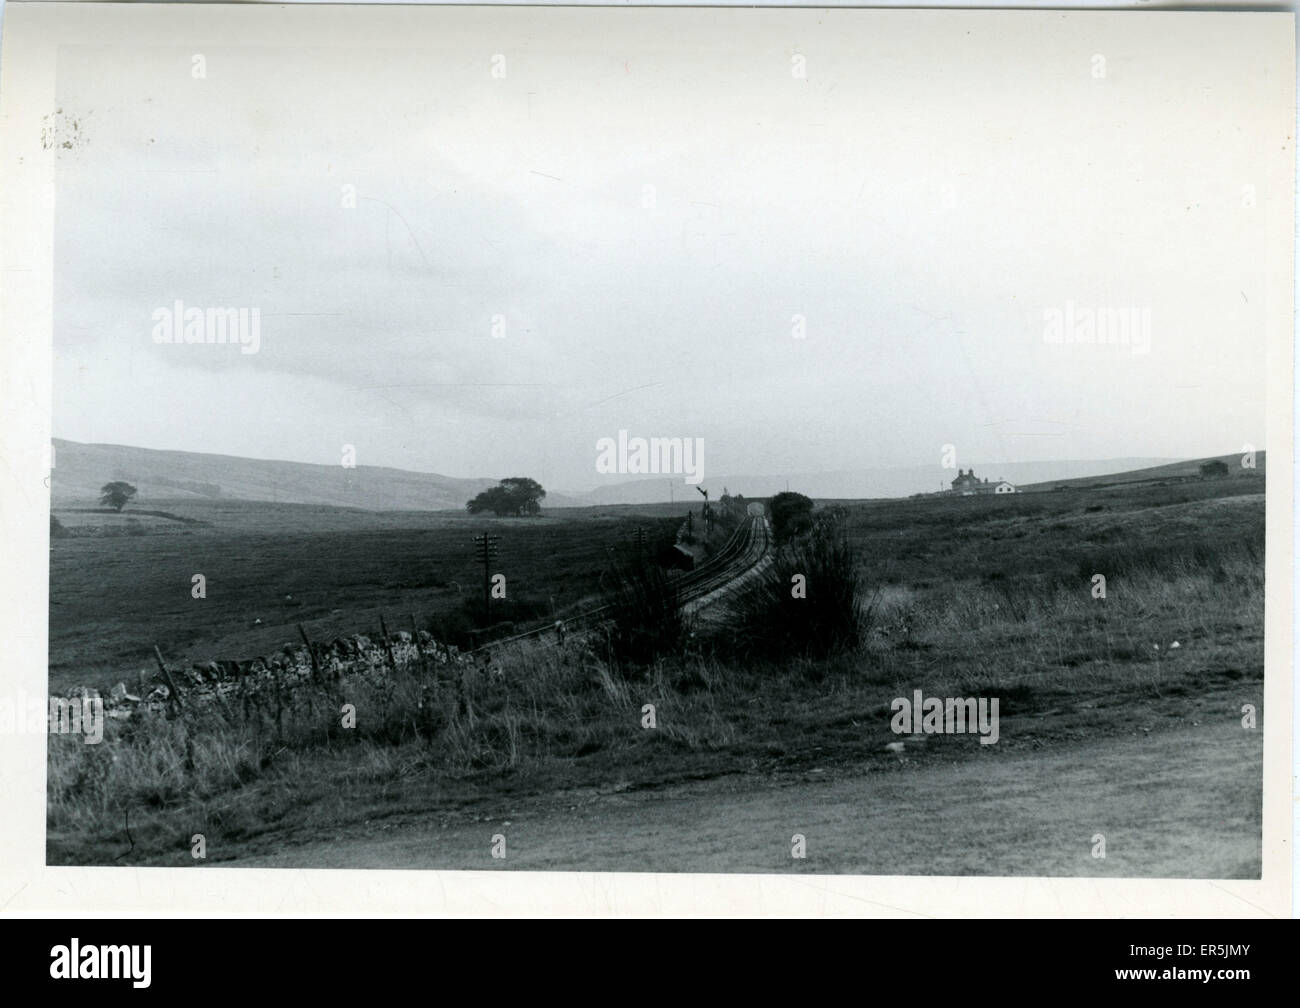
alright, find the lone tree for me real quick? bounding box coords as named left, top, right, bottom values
left=769, top=490, right=815, bottom=546
left=99, top=481, right=137, bottom=512
left=467, top=477, right=546, bottom=517
left=1199, top=459, right=1230, bottom=479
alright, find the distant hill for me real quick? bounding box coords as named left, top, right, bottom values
left=51, top=439, right=1244, bottom=511
left=554, top=458, right=1182, bottom=505
left=1015, top=451, right=1265, bottom=492
left=50, top=439, right=583, bottom=512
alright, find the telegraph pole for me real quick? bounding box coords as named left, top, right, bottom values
left=473, top=533, right=500, bottom=626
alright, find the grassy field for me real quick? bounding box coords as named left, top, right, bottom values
left=49, top=499, right=688, bottom=692
left=47, top=474, right=1266, bottom=874
left=843, top=474, right=1266, bottom=700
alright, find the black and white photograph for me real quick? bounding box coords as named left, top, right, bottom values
left=0, top=2, right=1294, bottom=916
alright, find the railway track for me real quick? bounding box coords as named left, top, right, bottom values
left=468, top=515, right=771, bottom=654
left=95, top=516, right=770, bottom=711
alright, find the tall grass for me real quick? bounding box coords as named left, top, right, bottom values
left=46, top=638, right=777, bottom=862
left=719, top=515, right=869, bottom=664
left=600, top=555, right=689, bottom=670
left=1070, top=533, right=1262, bottom=584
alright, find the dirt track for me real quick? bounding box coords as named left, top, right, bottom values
left=233, top=717, right=1261, bottom=879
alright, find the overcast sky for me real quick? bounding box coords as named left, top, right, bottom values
left=50, top=12, right=1284, bottom=491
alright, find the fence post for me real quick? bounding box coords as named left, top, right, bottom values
left=459, top=663, right=475, bottom=727
left=274, top=673, right=283, bottom=745
left=297, top=623, right=321, bottom=683
left=378, top=614, right=398, bottom=670
left=410, top=613, right=430, bottom=678
left=152, top=645, right=184, bottom=715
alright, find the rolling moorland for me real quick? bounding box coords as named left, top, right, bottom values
left=51, top=437, right=1180, bottom=508
left=48, top=501, right=684, bottom=693
left=46, top=455, right=1266, bottom=874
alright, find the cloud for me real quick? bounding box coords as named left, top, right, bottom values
left=50, top=29, right=1271, bottom=485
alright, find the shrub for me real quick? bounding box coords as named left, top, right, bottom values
left=769, top=491, right=814, bottom=546
left=720, top=515, right=868, bottom=662
left=601, top=556, right=688, bottom=669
